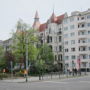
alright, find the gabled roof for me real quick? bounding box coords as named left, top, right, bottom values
left=55, top=14, right=65, bottom=24
left=39, top=23, right=47, bottom=32
left=39, top=14, right=65, bottom=32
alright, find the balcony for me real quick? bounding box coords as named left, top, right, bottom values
left=78, top=39, right=87, bottom=46
left=78, top=27, right=86, bottom=31
left=77, top=19, right=86, bottom=23
left=78, top=23, right=86, bottom=31
left=78, top=34, right=87, bottom=39
left=57, top=31, right=62, bottom=35
left=78, top=42, right=87, bottom=46
left=79, top=50, right=88, bottom=55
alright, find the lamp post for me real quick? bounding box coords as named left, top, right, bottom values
left=65, top=64, right=68, bottom=77
left=10, top=61, right=13, bottom=78
left=84, top=62, right=87, bottom=75
left=72, top=60, right=75, bottom=76
left=25, top=33, right=28, bottom=82
left=77, top=56, right=81, bottom=76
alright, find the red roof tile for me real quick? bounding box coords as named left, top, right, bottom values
left=39, top=23, right=47, bottom=32
left=56, top=14, right=65, bottom=24
left=38, top=14, right=65, bottom=32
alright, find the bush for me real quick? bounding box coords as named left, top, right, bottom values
left=0, top=73, right=9, bottom=80
left=15, top=71, right=24, bottom=77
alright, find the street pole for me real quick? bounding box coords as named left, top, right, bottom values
left=72, top=60, right=74, bottom=76
left=25, top=34, right=28, bottom=82
left=85, top=62, right=87, bottom=75
left=10, top=61, right=13, bottom=78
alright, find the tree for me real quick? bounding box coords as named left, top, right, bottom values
left=35, top=59, right=45, bottom=80
left=37, top=44, right=54, bottom=73
left=0, top=45, right=7, bottom=70
left=11, top=19, right=38, bottom=69
left=4, top=51, right=15, bottom=71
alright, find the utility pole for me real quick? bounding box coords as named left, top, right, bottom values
left=25, top=33, right=28, bottom=82
left=85, top=62, right=87, bottom=75
left=10, top=61, right=13, bottom=78
left=72, top=60, right=75, bottom=76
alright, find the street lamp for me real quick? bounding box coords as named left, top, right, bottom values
left=25, top=33, right=28, bottom=82
left=72, top=60, right=75, bottom=76
left=10, top=61, right=13, bottom=78
left=84, top=62, right=87, bottom=75
left=77, top=56, right=81, bottom=75
left=65, top=64, right=68, bottom=77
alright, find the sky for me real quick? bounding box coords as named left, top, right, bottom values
left=0, top=0, right=90, bottom=40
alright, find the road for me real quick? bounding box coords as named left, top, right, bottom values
left=0, top=76, right=90, bottom=90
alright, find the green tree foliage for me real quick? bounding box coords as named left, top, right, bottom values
left=11, top=19, right=38, bottom=69
left=0, top=45, right=6, bottom=69
left=36, top=44, right=54, bottom=73
left=40, top=44, right=54, bottom=65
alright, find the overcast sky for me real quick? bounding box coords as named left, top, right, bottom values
left=0, top=0, right=90, bottom=40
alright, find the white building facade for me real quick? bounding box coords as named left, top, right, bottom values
left=63, top=9, right=90, bottom=71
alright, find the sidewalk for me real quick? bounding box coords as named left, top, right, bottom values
left=2, top=76, right=39, bottom=83
left=2, top=73, right=89, bottom=83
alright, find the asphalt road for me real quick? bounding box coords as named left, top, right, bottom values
left=0, top=76, right=90, bottom=90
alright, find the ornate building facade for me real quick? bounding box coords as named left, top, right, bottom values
left=32, top=11, right=67, bottom=71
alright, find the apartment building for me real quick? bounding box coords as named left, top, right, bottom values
left=33, top=11, right=67, bottom=71
left=63, top=9, right=90, bottom=71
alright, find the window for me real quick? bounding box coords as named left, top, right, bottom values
left=87, top=23, right=90, bottom=27
left=87, top=15, right=90, bottom=19
left=59, top=46, right=62, bottom=52
left=88, top=38, right=90, bottom=43
left=55, top=55, right=57, bottom=61
left=78, top=31, right=86, bottom=35
left=89, top=47, right=90, bottom=50
left=58, top=29, right=62, bottom=34
left=47, top=36, right=52, bottom=43
left=63, top=19, right=68, bottom=24
left=78, top=24, right=85, bottom=28
left=70, top=25, right=74, bottom=29
left=82, top=55, right=87, bottom=59
left=88, top=31, right=90, bottom=34
left=70, top=17, right=74, bottom=22
left=82, top=24, right=85, bottom=28
left=71, top=48, right=75, bottom=52
left=81, top=17, right=84, bottom=20
left=64, top=27, right=68, bottom=31
left=65, top=56, right=69, bottom=60
left=89, top=55, right=90, bottom=59
left=78, top=39, right=87, bottom=43
left=79, top=46, right=87, bottom=51
left=65, top=48, right=69, bottom=52
left=59, top=36, right=61, bottom=42
left=65, top=41, right=68, bottom=45
left=54, top=46, right=57, bottom=52
left=64, top=34, right=68, bottom=38
left=58, top=55, right=62, bottom=61
left=71, top=40, right=75, bottom=44
left=71, top=55, right=76, bottom=59
left=71, top=32, right=75, bottom=36
left=78, top=24, right=80, bottom=28
left=49, top=28, right=51, bottom=34
left=77, top=17, right=79, bottom=20
left=54, top=37, right=57, bottom=42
